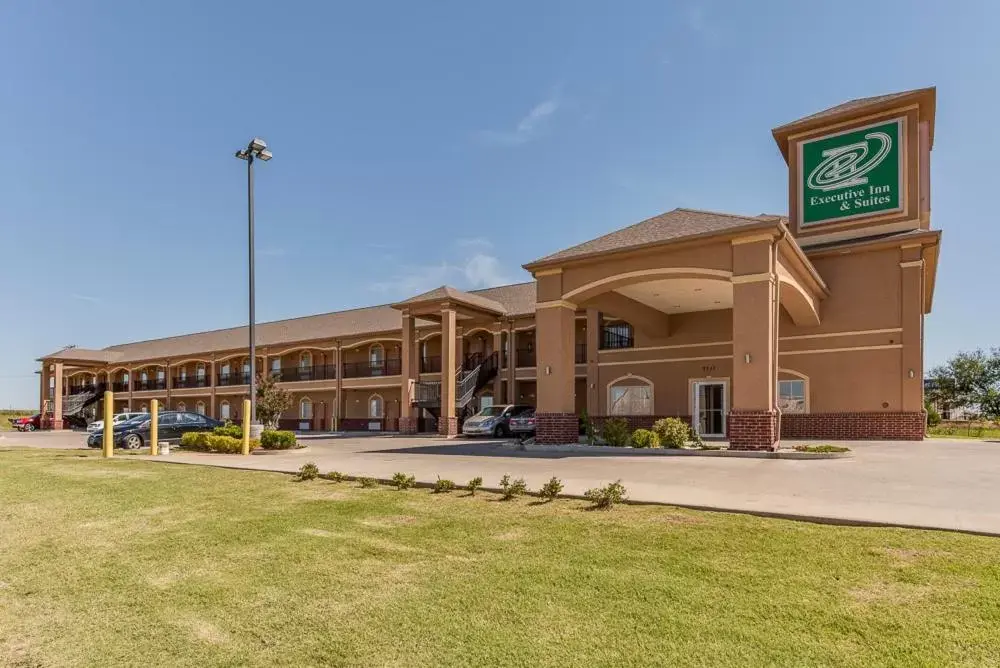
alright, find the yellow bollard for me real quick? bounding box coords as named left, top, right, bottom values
left=150, top=399, right=159, bottom=456
left=102, top=391, right=114, bottom=458
left=241, top=398, right=251, bottom=456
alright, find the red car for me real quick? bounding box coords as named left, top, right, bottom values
left=11, top=414, right=41, bottom=432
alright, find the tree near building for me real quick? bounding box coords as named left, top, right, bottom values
left=927, top=348, right=1000, bottom=421
left=255, top=372, right=293, bottom=428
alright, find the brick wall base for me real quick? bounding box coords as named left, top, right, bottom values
left=398, top=416, right=418, bottom=435
left=781, top=412, right=925, bottom=440
left=438, top=416, right=458, bottom=437
left=536, top=413, right=580, bottom=444
left=728, top=410, right=778, bottom=451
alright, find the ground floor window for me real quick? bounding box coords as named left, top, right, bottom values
left=778, top=379, right=807, bottom=414
left=140, top=404, right=148, bottom=413
left=195, top=401, right=206, bottom=415
left=220, top=401, right=231, bottom=420
left=608, top=377, right=653, bottom=415
left=299, top=398, right=313, bottom=420
left=176, top=402, right=186, bottom=412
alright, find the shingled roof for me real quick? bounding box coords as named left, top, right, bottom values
left=524, top=208, right=778, bottom=269
left=393, top=285, right=506, bottom=314
left=40, top=282, right=536, bottom=365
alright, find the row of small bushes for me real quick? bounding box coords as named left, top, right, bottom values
left=599, top=417, right=701, bottom=449
left=179, top=426, right=298, bottom=452
left=296, top=465, right=628, bottom=509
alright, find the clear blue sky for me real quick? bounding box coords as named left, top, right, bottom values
left=1, top=1, right=996, bottom=408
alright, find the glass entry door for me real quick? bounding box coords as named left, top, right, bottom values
left=693, top=381, right=726, bottom=437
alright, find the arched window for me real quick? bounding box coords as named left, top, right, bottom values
left=180, top=366, right=188, bottom=381
left=195, top=401, right=206, bottom=415
left=220, top=401, right=231, bottom=420
left=140, top=403, right=149, bottom=413
left=607, top=376, right=653, bottom=416
left=369, top=394, right=384, bottom=418
left=370, top=344, right=384, bottom=376
left=176, top=402, right=186, bottom=412
left=300, top=352, right=312, bottom=368
left=196, top=364, right=206, bottom=379
left=299, top=398, right=313, bottom=420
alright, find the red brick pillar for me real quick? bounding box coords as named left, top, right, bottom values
left=535, top=413, right=578, bottom=444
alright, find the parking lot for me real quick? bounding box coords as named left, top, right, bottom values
left=3, top=430, right=999, bottom=535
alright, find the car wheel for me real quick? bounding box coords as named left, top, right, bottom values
left=124, top=434, right=143, bottom=450
left=24, top=423, right=35, bottom=432
left=493, top=425, right=507, bottom=439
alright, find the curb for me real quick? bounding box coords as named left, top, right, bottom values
left=519, top=443, right=852, bottom=459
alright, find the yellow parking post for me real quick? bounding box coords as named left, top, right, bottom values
left=241, top=399, right=251, bottom=456
left=150, top=399, right=159, bottom=456
left=102, top=391, right=114, bottom=458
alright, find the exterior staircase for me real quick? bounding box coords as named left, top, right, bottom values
left=413, top=351, right=499, bottom=413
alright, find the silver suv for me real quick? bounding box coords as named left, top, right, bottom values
left=461, top=405, right=533, bottom=438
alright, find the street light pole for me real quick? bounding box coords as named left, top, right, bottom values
left=235, top=138, right=272, bottom=437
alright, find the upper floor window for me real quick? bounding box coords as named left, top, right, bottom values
left=196, top=364, right=206, bottom=379
left=140, top=370, right=149, bottom=383
left=299, top=352, right=312, bottom=369
left=778, top=380, right=807, bottom=414
left=156, top=369, right=165, bottom=381
left=271, top=357, right=281, bottom=375
left=600, top=322, right=634, bottom=350
left=180, top=367, right=188, bottom=381
left=221, top=363, right=231, bottom=377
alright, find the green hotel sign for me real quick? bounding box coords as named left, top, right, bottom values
left=799, top=118, right=903, bottom=226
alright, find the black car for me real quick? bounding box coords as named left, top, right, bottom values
left=87, top=411, right=222, bottom=449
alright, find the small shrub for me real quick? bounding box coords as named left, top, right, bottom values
left=499, top=474, right=528, bottom=501
left=630, top=428, right=660, bottom=449
left=793, top=444, right=850, bottom=454
left=260, top=430, right=297, bottom=450
left=584, top=480, right=628, bottom=509
left=433, top=477, right=456, bottom=493
left=180, top=432, right=208, bottom=450
left=539, top=476, right=564, bottom=500
left=925, top=404, right=942, bottom=427
left=181, top=432, right=257, bottom=453
left=358, top=476, right=378, bottom=488
left=392, top=472, right=416, bottom=490
left=297, top=462, right=320, bottom=481
left=323, top=470, right=345, bottom=483
left=652, top=418, right=689, bottom=449
left=600, top=418, right=632, bottom=447
left=213, top=422, right=243, bottom=439
left=467, top=476, right=483, bottom=495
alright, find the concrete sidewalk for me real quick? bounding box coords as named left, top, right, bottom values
left=4, top=431, right=999, bottom=535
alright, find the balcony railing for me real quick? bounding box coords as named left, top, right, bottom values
left=277, top=364, right=337, bottom=382
left=342, top=358, right=402, bottom=379
left=133, top=379, right=167, bottom=391
left=217, top=372, right=251, bottom=386
left=69, top=384, right=96, bottom=395
left=419, top=356, right=441, bottom=374
left=600, top=326, right=634, bottom=350
left=111, top=381, right=129, bottom=393
left=515, top=348, right=536, bottom=367
left=575, top=343, right=587, bottom=364
left=173, top=376, right=211, bottom=389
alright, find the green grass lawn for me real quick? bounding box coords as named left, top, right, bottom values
left=928, top=424, right=1000, bottom=440
left=1, top=449, right=999, bottom=667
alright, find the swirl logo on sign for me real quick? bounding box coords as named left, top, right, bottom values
left=806, top=131, right=892, bottom=192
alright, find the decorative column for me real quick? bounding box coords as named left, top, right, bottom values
left=52, top=362, right=65, bottom=430
left=505, top=321, right=516, bottom=404
left=165, top=360, right=172, bottom=407
left=899, top=246, right=927, bottom=439
left=492, top=327, right=503, bottom=400
left=210, top=358, right=217, bottom=418
left=127, top=366, right=135, bottom=411
left=335, top=341, right=343, bottom=431
left=729, top=237, right=779, bottom=450
left=438, top=306, right=458, bottom=436
left=586, top=308, right=601, bottom=416
left=534, top=302, right=578, bottom=444
left=39, top=362, right=48, bottom=414
left=399, top=312, right=418, bottom=434
left=456, top=326, right=465, bottom=371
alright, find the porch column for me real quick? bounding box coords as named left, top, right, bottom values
left=729, top=237, right=779, bottom=450
left=492, top=328, right=503, bottom=400
left=586, top=308, right=601, bottom=416
left=535, top=302, right=577, bottom=444
left=127, top=366, right=135, bottom=411
left=398, top=312, right=418, bottom=434
left=39, top=363, right=48, bottom=414
left=438, top=306, right=458, bottom=436
left=210, top=358, right=217, bottom=418
left=52, top=362, right=64, bottom=430
left=335, top=341, right=343, bottom=431
left=456, top=326, right=465, bottom=371
left=165, top=360, right=172, bottom=407
left=505, top=322, right=516, bottom=403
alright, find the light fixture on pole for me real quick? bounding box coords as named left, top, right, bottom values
left=235, top=137, right=272, bottom=439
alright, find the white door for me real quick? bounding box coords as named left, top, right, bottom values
left=693, top=381, right=727, bottom=437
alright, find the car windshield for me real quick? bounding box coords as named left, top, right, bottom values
left=477, top=407, right=506, bottom=417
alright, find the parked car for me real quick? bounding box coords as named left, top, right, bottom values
left=508, top=409, right=536, bottom=440
left=461, top=404, right=534, bottom=438
left=87, top=411, right=223, bottom=450
left=87, top=412, right=145, bottom=434
left=11, top=414, right=40, bottom=432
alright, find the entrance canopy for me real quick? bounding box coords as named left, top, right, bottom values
left=391, top=285, right=507, bottom=322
